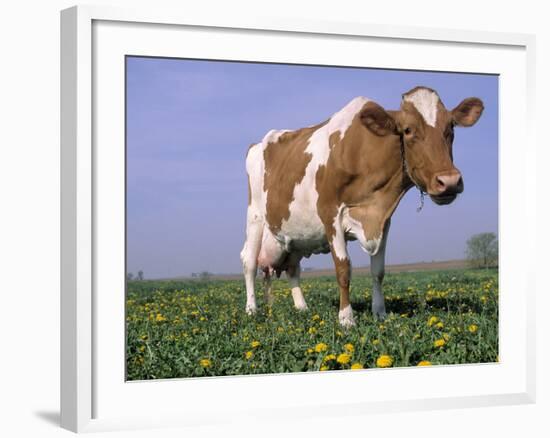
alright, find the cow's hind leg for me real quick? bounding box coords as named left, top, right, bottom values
left=370, top=220, right=390, bottom=320
left=286, top=253, right=308, bottom=311
left=240, top=213, right=263, bottom=315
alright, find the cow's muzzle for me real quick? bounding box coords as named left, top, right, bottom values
left=429, top=170, right=463, bottom=205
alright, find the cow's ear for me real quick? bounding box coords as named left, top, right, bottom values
left=360, top=101, right=398, bottom=136
left=451, top=97, right=484, bottom=127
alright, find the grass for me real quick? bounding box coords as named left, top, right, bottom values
left=126, top=268, right=498, bottom=380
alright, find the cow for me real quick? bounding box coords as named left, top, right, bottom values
left=240, top=86, right=484, bottom=327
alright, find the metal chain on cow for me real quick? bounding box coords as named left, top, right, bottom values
left=400, top=137, right=426, bottom=213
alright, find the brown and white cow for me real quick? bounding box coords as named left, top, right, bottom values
left=240, top=86, right=483, bottom=327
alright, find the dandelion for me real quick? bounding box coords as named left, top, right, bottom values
left=372, top=339, right=380, bottom=346
left=312, top=314, right=320, bottom=321
left=376, top=355, right=393, bottom=368
left=351, top=363, right=364, bottom=370
left=344, top=343, right=355, bottom=353
left=427, top=316, right=439, bottom=327
left=251, top=340, right=261, bottom=348
left=315, top=342, right=328, bottom=353
left=308, top=327, right=317, bottom=335
left=337, top=353, right=351, bottom=365
left=245, top=351, right=253, bottom=360
left=468, top=324, right=479, bottom=333
left=320, top=365, right=329, bottom=371
left=434, top=338, right=446, bottom=348
left=435, top=321, right=444, bottom=329
left=306, top=348, right=314, bottom=354
left=323, top=354, right=336, bottom=363
left=417, top=360, right=432, bottom=366
left=155, top=313, right=166, bottom=322
left=199, top=358, right=212, bottom=368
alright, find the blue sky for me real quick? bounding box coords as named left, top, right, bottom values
left=126, top=57, right=498, bottom=279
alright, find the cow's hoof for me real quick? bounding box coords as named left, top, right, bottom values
left=294, top=302, right=309, bottom=311
left=338, top=305, right=355, bottom=328
left=373, top=311, right=387, bottom=321
left=245, top=304, right=257, bottom=315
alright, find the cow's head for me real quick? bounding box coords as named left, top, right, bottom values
left=360, top=86, right=484, bottom=205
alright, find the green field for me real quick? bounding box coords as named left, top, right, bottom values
left=126, top=268, right=498, bottom=380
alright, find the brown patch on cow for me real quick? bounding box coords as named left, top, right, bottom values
left=263, top=121, right=327, bottom=234
left=316, top=105, right=407, bottom=244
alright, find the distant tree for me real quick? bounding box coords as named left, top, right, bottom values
left=137, top=270, right=144, bottom=281
left=466, top=232, right=498, bottom=269
left=127, top=272, right=134, bottom=281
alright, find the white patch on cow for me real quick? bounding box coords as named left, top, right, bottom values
left=403, top=88, right=439, bottom=127
left=332, top=204, right=348, bottom=260
left=280, top=97, right=370, bottom=252
left=338, top=304, right=355, bottom=328
left=341, top=207, right=383, bottom=256
left=262, top=129, right=290, bottom=145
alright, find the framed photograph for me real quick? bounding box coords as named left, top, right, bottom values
left=61, top=5, right=536, bottom=433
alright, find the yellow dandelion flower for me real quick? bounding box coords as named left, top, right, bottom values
left=320, top=365, right=329, bottom=371
left=337, top=353, right=351, bottom=365
left=468, top=324, right=479, bottom=333
left=245, top=350, right=253, bottom=360
left=306, top=348, right=314, bottom=354
left=315, top=342, right=328, bottom=353
left=312, top=314, right=320, bottom=321
left=155, top=313, right=166, bottom=322
left=427, top=316, right=439, bottom=327
left=351, top=363, right=364, bottom=370
left=435, top=321, right=444, bottom=329
left=417, top=360, right=432, bottom=366
left=376, top=355, right=393, bottom=368
left=434, top=338, right=446, bottom=348
left=372, top=339, right=380, bottom=346
left=319, top=320, right=325, bottom=326
left=251, top=340, right=261, bottom=348
left=199, top=358, right=212, bottom=368
left=308, top=327, right=317, bottom=335
left=323, top=354, right=336, bottom=363
left=443, top=333, right=450, bottom=341
left=344, top=343, right=355, bottom=353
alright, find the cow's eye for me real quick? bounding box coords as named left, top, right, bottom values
left=403, top=127, right=412, bottom=135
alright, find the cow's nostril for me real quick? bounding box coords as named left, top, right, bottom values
left=435, top=176, right=447, bottom=191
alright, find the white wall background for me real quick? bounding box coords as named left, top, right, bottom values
left=0, top=1, right=547, bottom=437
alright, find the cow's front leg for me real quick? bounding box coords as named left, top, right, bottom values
left=334, top=254, right=354, bottom=327
left=370, top=221, right=390, bottom=320
left=327, top=226, right=355, bottom=327
left=287, top=256, right=308, bottom=311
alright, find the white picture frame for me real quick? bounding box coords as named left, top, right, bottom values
left=60, top=4, right=536, bottom=433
